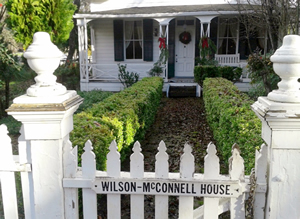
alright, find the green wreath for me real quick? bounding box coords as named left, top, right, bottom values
left=179, top=31, right=191, bottom=44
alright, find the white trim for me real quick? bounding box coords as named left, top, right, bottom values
left=74, top=11, right=241, bottom=19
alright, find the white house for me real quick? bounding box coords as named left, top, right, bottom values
left=74, top=0, right=264, bottom=91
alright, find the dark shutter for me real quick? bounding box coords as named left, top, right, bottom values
left=168, top=19, right=176, bottom=78
left=113, top=20, right=124, bottom=61
left=143, top=19, right=153, bottom=61
left=195, top=19, right=200, bottom=58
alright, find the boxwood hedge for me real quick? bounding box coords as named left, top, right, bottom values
left=71, top=77, right=163, bottom=170
left=203, top=78, right=263, bottom=174
left=194, top=65, right=242, bottom=86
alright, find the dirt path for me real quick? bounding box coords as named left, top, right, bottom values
left=119, top=96, right=218, bottom=218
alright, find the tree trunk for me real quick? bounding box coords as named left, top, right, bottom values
left=66, top=0, right=81, bottom=63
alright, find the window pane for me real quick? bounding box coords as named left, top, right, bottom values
left=135, top=41, right=142, bottom=59
left=126, top=41, right=134, bottom=59
left=227, top=39, right=236, bottom=54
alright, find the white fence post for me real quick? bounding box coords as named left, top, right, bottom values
left=155, top=140, right=169, bottom=218
left=107, top=140, right=121, bottom=218
left=229, top=144, right=245, bottom=219
left=179, top=143, right=195, bottom=219
left=251, top=35, right=300, bottom=218
left=203, top=142, right=220, bottom=218
left=0, top=125, right=18, bottom=219
left=130, top=141, right=144, bottom=219
left=6, top=32, right=83, bottom=218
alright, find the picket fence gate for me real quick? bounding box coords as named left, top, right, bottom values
left=0, top=124, right=267, bottom=219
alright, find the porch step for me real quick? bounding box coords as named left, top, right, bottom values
left=167, top=84, right=201, bottom=98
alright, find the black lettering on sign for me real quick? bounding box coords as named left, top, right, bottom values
left=119, top=182, right=124, bottom=192
left=168, top=183, right=173, bottom=193
left=200, top=184, right=231, bottom=196
left=226, top=185, right=230, bottom=195
left=143, top=182, right=150, bottom=192
left=192, top=184, right=196, bottom=194
left=174, top=183, right=180, bottom=193
left=162, top=183, right=168, bottom=193
left=207, top=184, right=212, bottom=194
left=181, top=183, right=185, bottom=193
left=156, top=183, right=161, bottom=193
left=219, top=184, right=225, bottom=194
left=200, top=184, right=206, bottom=194
left=101, top=182, right=110, bottom=191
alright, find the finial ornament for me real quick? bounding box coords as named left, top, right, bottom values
left=24, top=32, right=67, bottom=97
left=268, top=35, right=300, bottom=103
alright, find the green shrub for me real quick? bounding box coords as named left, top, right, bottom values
left=71, top=77, right=163, bottom=170
left=247, top=53, right=280, bottom=98
left=118, top=64, right=139, bottom=88
left=77, top=90, right=113, bottom=113
left=54, top=61, right=80, bottom=90
left=0, top=115, right=22, bottom=134
left=194, top=65, right=242, bottom=86
left=203, top=78, right=263, bottom=174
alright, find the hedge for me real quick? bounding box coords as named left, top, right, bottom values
left=203, top=78, right=263, bottom=174
left=71, top=77, right=163, bottom=170
left=194, top=65, right=242, bottom=86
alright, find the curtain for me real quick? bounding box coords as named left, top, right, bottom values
left=136, top=21, right=143, bottom=47
left=229, top=20, right=237, bottom=44
left=218, top=20, right=227, bottom=51
left=125, top=21, right=134, bottom=48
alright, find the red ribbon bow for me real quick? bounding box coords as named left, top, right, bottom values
left=202, top=38, right=209, bottom=48
left=158, top=37, right=166, bottom=49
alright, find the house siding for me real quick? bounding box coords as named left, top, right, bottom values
left=92, top=19, right=160, bottom=64
left=93, top=19, right=115, bottom=64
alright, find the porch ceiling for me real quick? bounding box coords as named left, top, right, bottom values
left=74, top=4, right=254, bottom=19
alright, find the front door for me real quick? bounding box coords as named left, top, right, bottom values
left=175, top=20, right=195, bottom=77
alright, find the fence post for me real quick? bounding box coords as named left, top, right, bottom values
left=251, top=35, right=300, bottom=218
left=6, top=32, right=83, bottom=218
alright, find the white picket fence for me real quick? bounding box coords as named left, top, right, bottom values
left=0, top=123, right=268, bottom=219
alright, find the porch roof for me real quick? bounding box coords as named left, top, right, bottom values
left=74, top=4, right=253, bottom=19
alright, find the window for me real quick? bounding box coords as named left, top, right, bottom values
left=218, top=18, right=238, bottom=54
left=125, top=21, right=143, bottom=60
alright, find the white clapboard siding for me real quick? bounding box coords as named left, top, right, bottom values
left=179, top=143, right=195, bottom=219
left=81, top=140, right=97, bottom=218
left=94, top=19, right=115, bottom=64
left=107, top=140, right=121, bottom=218
left=0, top=124, right=19, bottom=219
left=203, top=142, right=220, bottom=218
left=155, top=141, right=169, bottom=218
left=130, top=141, right=144, bottom=219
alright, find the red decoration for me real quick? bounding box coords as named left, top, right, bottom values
left=0, top=3, right=3, bottom=7
left=179, top=31, right=191, bottom=44
left=202, top=37, right=209, bottom=48
left=158, top=37, right=166, bottom=49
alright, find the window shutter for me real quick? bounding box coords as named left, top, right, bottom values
left=168, top=19, right=176, bottom=78
left=143, top=19, right=153, bottom=61
left=113, top=20, right=124, bottom=61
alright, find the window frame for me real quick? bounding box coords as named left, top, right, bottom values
left=124, top=20, right=144, bottom=61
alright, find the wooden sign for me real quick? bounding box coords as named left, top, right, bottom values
left=92, top=178, right=242, bottom=198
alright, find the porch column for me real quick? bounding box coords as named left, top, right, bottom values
left=196, top=16, right=216, bottom=59
left=77, top=18, right=91, bottom=90
left=196, top=16, right=215, bottom=38
left=155, top=18, right=174, bottom=82
left=90, top=25, right=96, bottom=63
left=251, top=35, right=300, bottom=218
left=7, top=32, right=83, bottom=218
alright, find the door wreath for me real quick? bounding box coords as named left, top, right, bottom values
left=179, top=31, right=191, bottom=44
